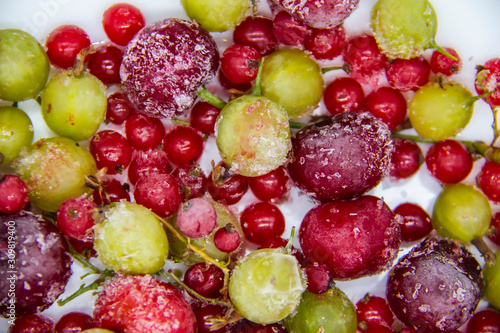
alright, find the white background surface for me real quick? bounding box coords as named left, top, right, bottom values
left=1, top=0, right=500, bottom=330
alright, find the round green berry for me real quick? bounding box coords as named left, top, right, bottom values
left=0, top=106, right=33, bottom=165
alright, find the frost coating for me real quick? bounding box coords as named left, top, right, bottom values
left=120, top=18, right=219, bottom=119
left=270, top=0, right=360, bottom=29
left=386, top=236, right=483, bottom=332
left=93, top=275, right=197, bottom=333
left=228, top=248, right=306, bottom=324
left=288, top=111, right=393, bottom=202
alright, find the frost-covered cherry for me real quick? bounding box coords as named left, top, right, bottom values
left=288, top=111, right=393, bottom=202
left=120, top=18, right=219, bottom=119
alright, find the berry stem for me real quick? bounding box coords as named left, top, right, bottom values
left=391, top=133, right=500, bottom=163
left=285, top=226, right=296, bottom=252
left=251, top=58, right=265, bottom=96
left=289, top=121, right=306, bottom=129
left=321, top=63, right=351, bottom=74
left=57, top=268, right=115, bottom=306
left=156, top=215, right=231, bottom=276
left=470, top=237, right=496, bottom=267
left=198, top=87, right=228, bottom=109
left=434, top=43, right=458, bottom=62
left=67, top=241, right=103, bottom=275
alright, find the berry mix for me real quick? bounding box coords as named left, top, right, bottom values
left=0, top=0, right=500, bottom=332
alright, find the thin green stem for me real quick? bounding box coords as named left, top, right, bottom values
left=285, top=227, right=296, bottom=252
left=289, top=121, right=306, bottom=129
left=391, top=133, right=500, bottom=164
left=434, top=43, right=458, bottom=62
left=57, top=269, right=115, bottom=306
left=252, top=58, right=265, bottom=96
left=197, top=87, right=227, bottom=109
left=68, top=242, right=103, bottom=274
left=493, top=106, right=500, bottom=145
left=156, top=216, right=230, bottom=275
left=160, top=269, right=231, bottom=307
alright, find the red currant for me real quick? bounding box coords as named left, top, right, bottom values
left=163, top=125, right=204, bottom=166
left=386, top=56, right=430, bottom=92
left=106, top=91, right=136, bottom=125
left=425, top=139, right=473, bottom=184
left=220, top=44, right=262, bottom=85
left=0, top=174, right=29, bottom=214
left=86, top=44, right=123, bottom=85
left=430, top=47, right=462, bottom=76
left=102, top=2, right=145, bottom=46
left=89, top=130, right=133, bottom=174
left=240, top=201, right=286, bottom=245
left=45, top=25, right=91, bottom=69
left=233, top=16, right=278, bottom=56
left=355, top=294, right=395, bottom=329
left=248, top=165, right=290, bottom=203
left=304, top=26, right=347, bottom=60
left=189, top=101, right=221, bottom=135
left=477, top=161, right=500, bottom=203
left=394, top=202, right=433, bottom=242
left=56, top=196, right=97, bottom=241
left=389, top=139, right=423, bottom=180
left=125, top=113, right=166, bottom=150
left=323, top=76, right=365, bottom=115
left=363, top=86, right=407, bottom=130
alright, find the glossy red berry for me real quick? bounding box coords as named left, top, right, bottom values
left=240, top=202, right=286, bottom=245
left=323, top=76, right=365, bottom=115
left=125, top=113, right=166, bottom=150
left=394, top=202, right=433, bottom=242
left=355, top=294, right=395, bottom=329
left=304, top=26, right=347, bottom=60
left=430, top=47, right=462, bottom=76
left=220, top=44, right=262, bottom=85
left=248, top=165, right=290, bottom=203
left=189, top=101, right=221, bottom=135
left=56, top=196, right=97, bottom=241
left=89, top=130, right=133, bottom=174
left=477, top=161, right=500, bottom=203
left=92, top=178, right=130, bottom=206
left=363, top=86, right=407, bottom=130
left=488, top=211, right=500, bottom=246
left=183, top=263, right=225, bottom=299
left=171, top=164, right=208, bottom=201
left=10, top=314, right=54, bottom=333
left=192, top=303, right=228, bottom=333
left=45, top=25, right=91, bottom=69
left=163, top=126, right=204, bottom=166
left=233, top=16, right=278, bottom=56
left=389, top=139, right=423, bottom=180
left=0, top=174, right=29, bottom=214
left=207, top=163, right=248, bottom=205
left=218, top=68, right=252, bottom=92
left=102, top=2, right=145, bottom=46
left=475, top=57, right=500, bottom=107
left=106, top=91, right=136, bottom=124
left=344, top=34, right=388, bottom=84
left=54, top=311, right=95, bottom=333
left=425, top=139, right=473, bottom=184
left=466, top=309, right=500, bottom=333
left=86, top=44, right=123, bottom=85
left=386, top=56, right=431, bottom=92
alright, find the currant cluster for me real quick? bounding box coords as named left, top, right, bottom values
left=1, top=0, right=500, bottom=333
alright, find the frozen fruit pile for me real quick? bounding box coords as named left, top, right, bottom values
left=1, top=0, right=500, bottom=332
